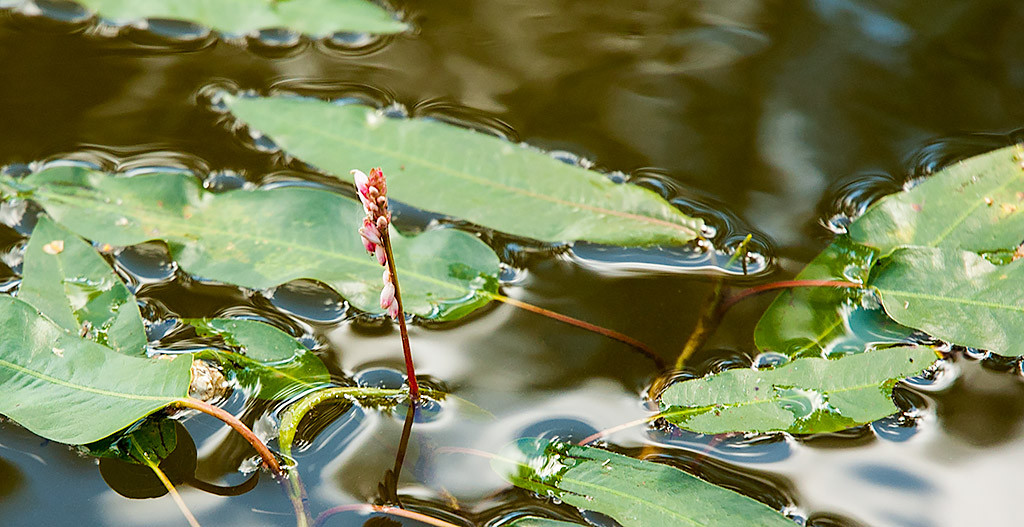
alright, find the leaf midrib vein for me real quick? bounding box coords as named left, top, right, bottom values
left=0, top=357, right=180, bottom=402
left=281, top=118, right=701, bottom=238
left=877, top=288, right=1024, bottom=313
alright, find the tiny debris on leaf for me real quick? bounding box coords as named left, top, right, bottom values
left=42, top=240, right=64, bottom=255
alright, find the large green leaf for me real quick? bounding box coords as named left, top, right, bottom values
left=659, top=347, right=935, bottom=434
left=20, top=216, right=147, bottom=356
left=3, top=167, right=500, bottom=321
left=492, top=438, right=794, bottom=527
left=225, top=95, right=704, bottom=247
left=0, top=295, right=191, bottom=444
left=850, top=145, right=1024, bottom=256
left=873, top=247, right=1024, bottom=357
left=188, top=318, right=330, bottom=399
left=75, top=0, right=406, bottom=36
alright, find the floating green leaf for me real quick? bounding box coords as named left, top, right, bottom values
left=850, top=145, right=1024, bottom=256
left=0, top=295, right=191, bottom=444
left=225, top=95, right=704, bottom=247
left=188, top=318, right=330, bottom=399
left=873, top=247, right=1024, bottom=357
left=277, top=386, right=413, bottom=456
left=3, top=167, right=500, bottom=321
left=659, top=346, right=936, bottom=435
left=20, top=215, right=147, bottom=356
left=493, top=438, right=794, bottom=527
left=74, top=0, right=407, bottom=36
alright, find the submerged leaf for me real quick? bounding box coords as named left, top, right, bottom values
left=4, top=167, right=500, bottom=321
left=752, top=236, right=904, bottom=358
left=20, top=216, right=147, bottom=355
left=87, top=418, right=177, bottom=465
left=225, top=96, right=704, bottom=247
left=659, top=347, right=936, bottom=434
left=189, top=318, right=330, bottom=399
left=874, top=247, right=1024, bottom=357
left=74, top=0, right=407, bottom=36
left=0, top=295, right=190, bottom=444
left=492, top=438, right=794, bottom=527
left=850, top=145, right=1024, bottom=256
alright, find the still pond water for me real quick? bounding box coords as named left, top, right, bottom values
left=1, top=1, right=1024, bottom=526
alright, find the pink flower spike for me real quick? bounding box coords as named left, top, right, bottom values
left=375, top=245, right=387, bottom=266
left=380, top=282, right=396, bottom=309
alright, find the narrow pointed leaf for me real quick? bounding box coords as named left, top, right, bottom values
left=874, top=247, right=1024, bottom=356
left=20, top=215, right=147, bottom=356
left=225, top=95, right=704, bottom=247
left=0, top=295, right=191, bottom=444
left=188, top=318, right=330, bottom=399
left=850, top=145, right=1024, bottom=256
left=659, top=347, right=936, bottom=435
left=74, top=0, right=407, bottom=36
left=493, top=438, right=794, bottom=527
left=5, top=167, right=500, bottom=321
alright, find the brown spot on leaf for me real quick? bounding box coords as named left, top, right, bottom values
left=911, top=203, right=922, bottom=212
left=984, top=197, right=994, bottom=206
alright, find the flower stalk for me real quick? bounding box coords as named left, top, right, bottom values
left=354, top=168, right=420, bottom=401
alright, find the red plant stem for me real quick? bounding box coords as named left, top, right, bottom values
left=313, top=504, right=460, bottom=527
left=491, top=293, right=665, bottom=370
left=720, top=279, right=863, bottom=313
left=380, top=230, right=420, bottom=401
left=176, top=397, right=283, bottom=477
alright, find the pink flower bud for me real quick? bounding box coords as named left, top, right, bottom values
left=387, top=302, right=400, bottom=319
left=351, top=169, right=370, bottom=198
left=369, top=167, right=387, bottom=196
left=376, top=215, right=388, bottom=232
left=375, top=245, right=387, bottom=266
left=380, top=282, right=396, bottom=309
left=359, top=218, right=381, bottom=246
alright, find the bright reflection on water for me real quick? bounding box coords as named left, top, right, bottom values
left=0, top=0, right=1023, bottom=526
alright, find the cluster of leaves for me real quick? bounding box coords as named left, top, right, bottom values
left=659, top=145, right=1024, bottom=438
left=4, top=2, right=1020, bottom=527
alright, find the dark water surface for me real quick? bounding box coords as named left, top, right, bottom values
left=2, top=1, right=1024, bottom=526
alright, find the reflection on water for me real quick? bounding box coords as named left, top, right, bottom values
left=0, top=0, right=1023, bottom=526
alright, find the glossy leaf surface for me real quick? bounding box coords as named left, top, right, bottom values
left=753, top=237, right=877, bottom=357
left=75, top=0, right=406, bottom=36
left=226, top=95, right=704, bottom=246
left=189, top=318, right=330, bottom=399
left=20, top=216, right=147, bottom=356
left=0, top=295, right=191, bottom=444
left=851, top=145, right=1024, bottom=256
left=6, top=167, right=500, bottom=321
left=660, top=347, right=935, bottom=434
left=874, top=247, right=1024, bottom=357
left=493, top=438, right=794, bottom=527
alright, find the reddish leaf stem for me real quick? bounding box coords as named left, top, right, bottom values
left=380, top=229, right=420, bottom=401
left=491, top=293, right=665, bottom=370
left=176, top=397, right=283, bottom=477
left=720, top=279, right=863, bottom=313
left=313, top=504, right=460, bottom=527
